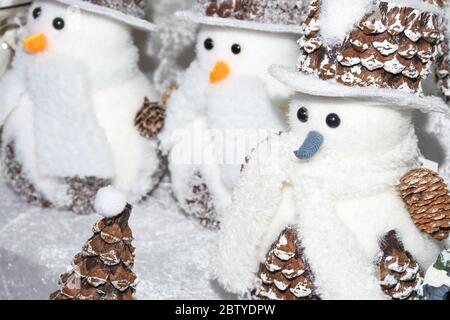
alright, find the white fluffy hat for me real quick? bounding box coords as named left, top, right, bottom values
left=50, top=0, right=157, bottom=31
left=176, top=0, right=305, bottom=34
left=271, top=0, right=450, bottom=114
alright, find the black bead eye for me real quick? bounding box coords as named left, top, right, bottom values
left=297, top=107, right=308, bottom=123
left=32, top=7, right=42, bottom=19
left=204, top=38, right=214, bottom=50
left=53, top=18, right=65, bottom=30
left=326, top=113, right=341, bottom=128
left=231, top=44, right=241, bottom=54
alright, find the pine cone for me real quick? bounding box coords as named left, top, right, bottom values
left=185, top=171, right=220, bottom=230
left=134, top=97, right=165, bottom=139
left=399, top=168, right=450, bottom=241
left=51, top=204, right=137, bottom=300
left=378, top=230, right=423, bottom=300
left=255, top=227, right=320, bottom=300
left=134, top=85, right=176, bottom=139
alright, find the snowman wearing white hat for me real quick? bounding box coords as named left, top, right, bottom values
left=0, top=0, right=162, bottom=213
left=217, top=0, right=450, bottom=300
left=159, top=0, right=305, bottom=229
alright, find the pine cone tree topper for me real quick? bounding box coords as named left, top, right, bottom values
left=399, top=168, right=450, bottom=241
left=51, top=187, right=137, bottom=300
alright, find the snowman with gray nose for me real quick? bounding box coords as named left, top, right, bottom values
left=217, top=0, right=450, bottom=300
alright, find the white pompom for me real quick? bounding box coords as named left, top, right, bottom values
left=94, top=186, right=127, bottom=218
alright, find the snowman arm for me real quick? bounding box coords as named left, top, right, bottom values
left=215, top=134, right=288, bottom=296
left=0, top=68, right=25, bottom=126
left=159, top=61, right=208, bottom=154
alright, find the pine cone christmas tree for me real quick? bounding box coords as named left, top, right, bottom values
left=134, top=85, right=176, bottom=139
left=399, top=168, right=450, bottom=241
left=378, top=230, right=423, bottom=300
left=51, top=187, right=137, bottom=300
left=255, top=227, right=320, bottom=300
left=185, top=171, right=220, bottom=230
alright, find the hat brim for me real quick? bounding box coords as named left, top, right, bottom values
left=53, top=0, right=157, bottom=31
left=175, top=11, right=303, bottom=34
left=270, top=65, right=449, bottom=115
left=0, top=1, right=32, bottom=10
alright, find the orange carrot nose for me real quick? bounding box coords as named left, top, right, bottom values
left=210, top=61, right=230, bottom=84
left=23, top=33, right=47, bottom=54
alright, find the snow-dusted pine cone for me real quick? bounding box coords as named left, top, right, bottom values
left=399, top=168, right=450, bottom=241
left=185, top=171, right=220, bottom=230
left=51, top=204, right=137, bottom=300
left=135, top=97, right=166, bottom=139
left=378, top=230, right=423, bottom=300
left=255, top=227, right=319, bottom=300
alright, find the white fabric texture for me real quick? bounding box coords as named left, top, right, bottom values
left=28, top=55, right=114, bottom=178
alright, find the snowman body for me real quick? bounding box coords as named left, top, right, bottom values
left=161, top=24, right=298, bottom=218
left=0, top=1, right=160, bottom=210
left=217, top=94, right=446, bottom=299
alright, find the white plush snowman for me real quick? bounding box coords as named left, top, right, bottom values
left=217, top=0, right=450, bottom=300
left=0, top=0, right=162, bottom=214
left=159, top=0, right=305, bottom=228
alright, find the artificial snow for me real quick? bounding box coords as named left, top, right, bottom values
left=0, top=177, right=234, bottom=300
left=94, top=186, right=127, bottom=218
left=319, top=0, right=371, bottom=45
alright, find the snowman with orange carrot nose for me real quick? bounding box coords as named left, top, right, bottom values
left=0, top=0, right=162, bottom=213
left=159, top=0, right=304, bottom=228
